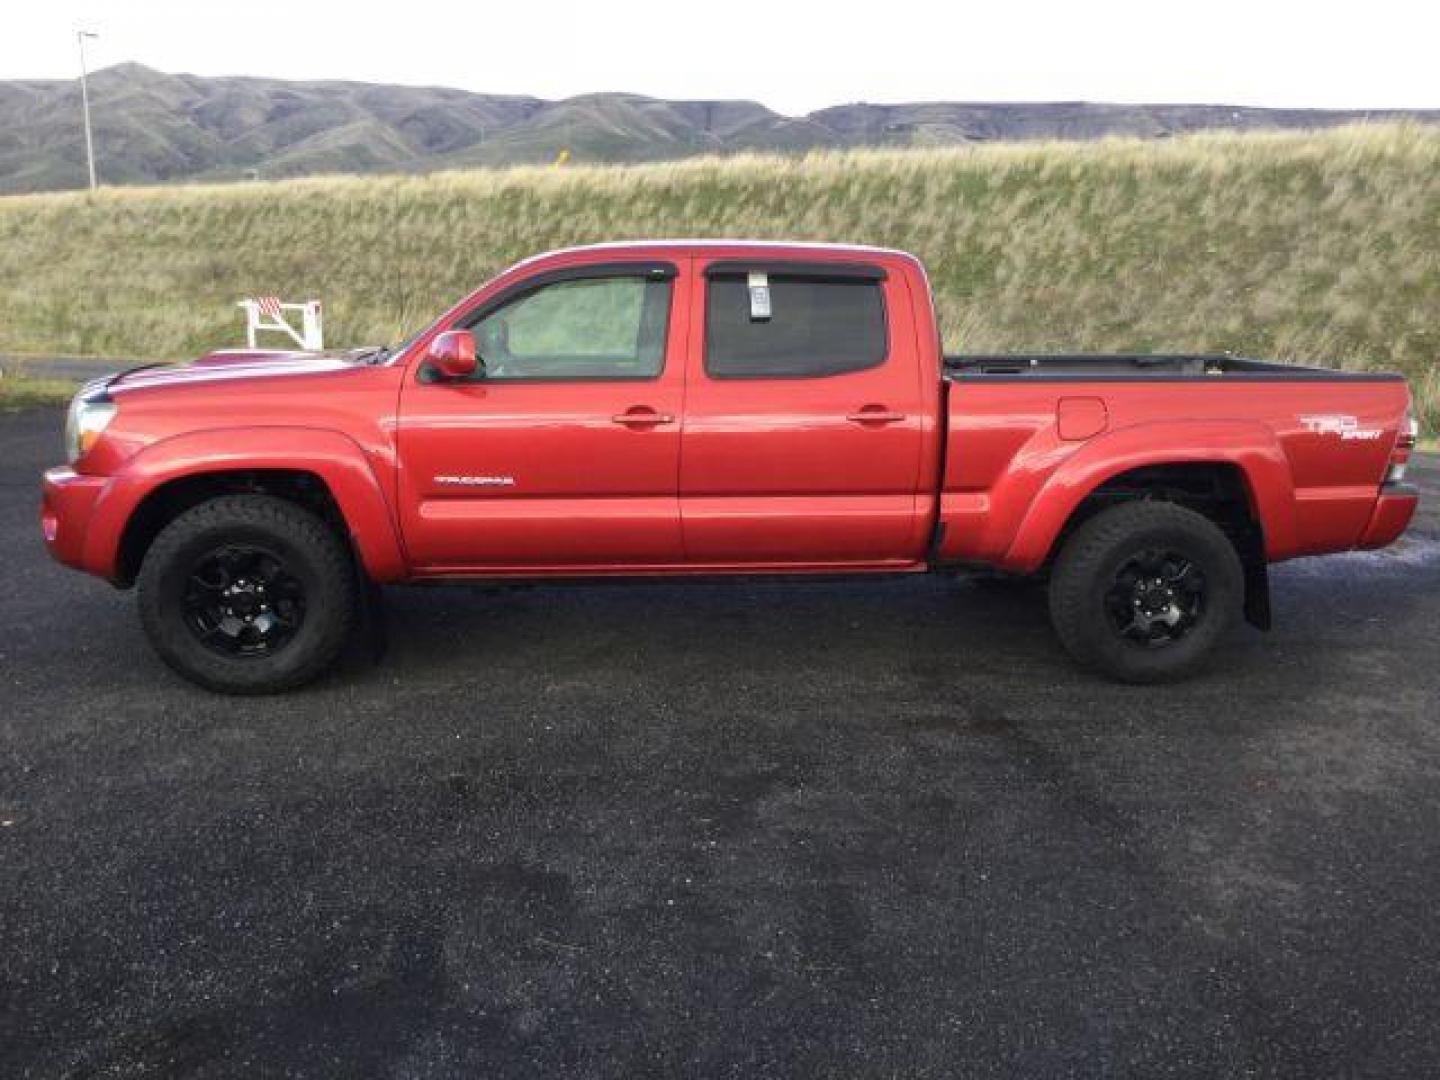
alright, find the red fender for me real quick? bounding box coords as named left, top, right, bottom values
left=83, top=427, right=408, bottom=582
left=996, top=420, right=1298, bottom=573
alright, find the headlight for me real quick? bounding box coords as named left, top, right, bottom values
left=64, top=392, right=117, bottom=464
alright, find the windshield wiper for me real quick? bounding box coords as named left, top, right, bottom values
left=353, top=345, right=391, bottom=365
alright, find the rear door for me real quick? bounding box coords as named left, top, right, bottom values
left=396, top=260, right=689, bottom=569
left=679, top=259, right=927, bottom=565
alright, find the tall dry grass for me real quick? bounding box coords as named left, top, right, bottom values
left=0, top=123, right=1436, bottom=425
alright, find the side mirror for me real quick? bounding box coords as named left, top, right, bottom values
left=425, top=330, right=478, bottom=379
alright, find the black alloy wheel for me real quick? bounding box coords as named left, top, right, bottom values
left=137, top=494, right=359, bottom=693
left=1048, top=501, right=1244, bottom=683
left=181, top=544, right=307, bottom=657
left=1103, top=548, right=1206, bottom=647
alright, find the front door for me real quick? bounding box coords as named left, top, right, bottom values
left=679, top=260, right=926, bottom=565
left=397, top=261, right=688, bottom=569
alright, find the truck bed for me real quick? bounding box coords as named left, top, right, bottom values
left=935, top=352, right=1415, bottom=572
left=944, top=353, right=1406, bottom=382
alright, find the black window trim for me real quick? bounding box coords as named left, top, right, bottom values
left=702, top=266, right=891, bottom=381
left=703, top=259, right=888, bottom=281
left=439, top=260, right=679, bottom=384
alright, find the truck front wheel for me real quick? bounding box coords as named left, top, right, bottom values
left=1048, top=501, right=1244, bottom=683
left=136, top=495, right=358, bottom=694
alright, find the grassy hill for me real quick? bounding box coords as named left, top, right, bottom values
left=5, top=63, right=1440, bottom=195
left=0, top=123, right=1435, bottom=427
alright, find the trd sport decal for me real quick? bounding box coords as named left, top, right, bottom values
left=1298, top=415, right=1384, bottom=441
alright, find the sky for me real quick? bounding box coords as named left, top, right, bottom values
left=6, top=0, right=1439, bottom=115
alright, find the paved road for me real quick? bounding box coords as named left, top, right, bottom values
left=0, top=355, right=132, bottom=382
left=3, top=406, right=1439, bottom=1078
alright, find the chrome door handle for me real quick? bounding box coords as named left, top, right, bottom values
left=611, top=408, right=674, bottom=426
left=846, top=408, right=907, bottom=425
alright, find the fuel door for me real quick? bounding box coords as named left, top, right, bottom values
left=1057, top=396, right=1108, bottom=441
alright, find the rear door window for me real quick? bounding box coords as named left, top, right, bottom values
left=705, top=274, right=887, bottom=379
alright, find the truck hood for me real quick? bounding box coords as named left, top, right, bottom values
left=105, top=347, right=382, bottom=394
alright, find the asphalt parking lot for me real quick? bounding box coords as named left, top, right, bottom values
left=3, top=405, right=1439, bottom=1077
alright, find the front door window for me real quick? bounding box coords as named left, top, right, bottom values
left=470, top=275, right=671, bottom=380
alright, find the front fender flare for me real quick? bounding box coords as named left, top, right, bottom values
left=84, top=426, right=408, bottom=582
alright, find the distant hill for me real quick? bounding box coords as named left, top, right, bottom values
left=2, top=63, right=1438, bottom=194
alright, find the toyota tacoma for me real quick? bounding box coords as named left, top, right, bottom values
left=41, top=242, right=1421, bottom=692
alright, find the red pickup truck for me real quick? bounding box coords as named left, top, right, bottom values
left=42, top=241, right=1420, bottom=692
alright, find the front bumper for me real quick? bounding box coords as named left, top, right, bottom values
left=1357, top=482, right=1419, bottom=550
left=41, top=466, right=108, bottom=573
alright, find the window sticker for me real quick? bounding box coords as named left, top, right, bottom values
left=748, top=272, right=772, bottom=321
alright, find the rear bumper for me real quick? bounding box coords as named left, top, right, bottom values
left=41, top=466, right=109, bottom=575
left=1357, top=482, right=1419, bottom=550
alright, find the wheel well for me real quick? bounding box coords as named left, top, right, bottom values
left=1056, top=463, right=1263, bottom=558
left=1052, top=462, right=1271, bottom=628
left=116, top=470, right=348, bottom=587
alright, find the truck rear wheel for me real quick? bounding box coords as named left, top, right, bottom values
left=1048, top=501, right=1244, bottom=683
left=136, top=495, right=358, bottom=694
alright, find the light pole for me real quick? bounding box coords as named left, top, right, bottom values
left=76, top=30, right=99, bottom=190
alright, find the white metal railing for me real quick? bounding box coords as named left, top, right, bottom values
left=237, top=297, right=324, bottom=351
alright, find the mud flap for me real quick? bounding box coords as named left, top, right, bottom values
left=1243, top=558, right=1272, bottom=630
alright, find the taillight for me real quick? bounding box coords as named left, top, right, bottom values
left=1386, top=413, right=1419, bottom=484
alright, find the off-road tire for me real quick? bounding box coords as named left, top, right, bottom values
left=137, top=495, right=358, bottom=694
left=1048, top=501, right=1244, bottom=683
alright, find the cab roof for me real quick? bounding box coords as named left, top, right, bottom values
left=513, top=239, right=917, bottom=268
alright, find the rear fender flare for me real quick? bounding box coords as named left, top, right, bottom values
left=999, top=420, right=1296, bottom=573
left=85, top=427, right=407, bottom=582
